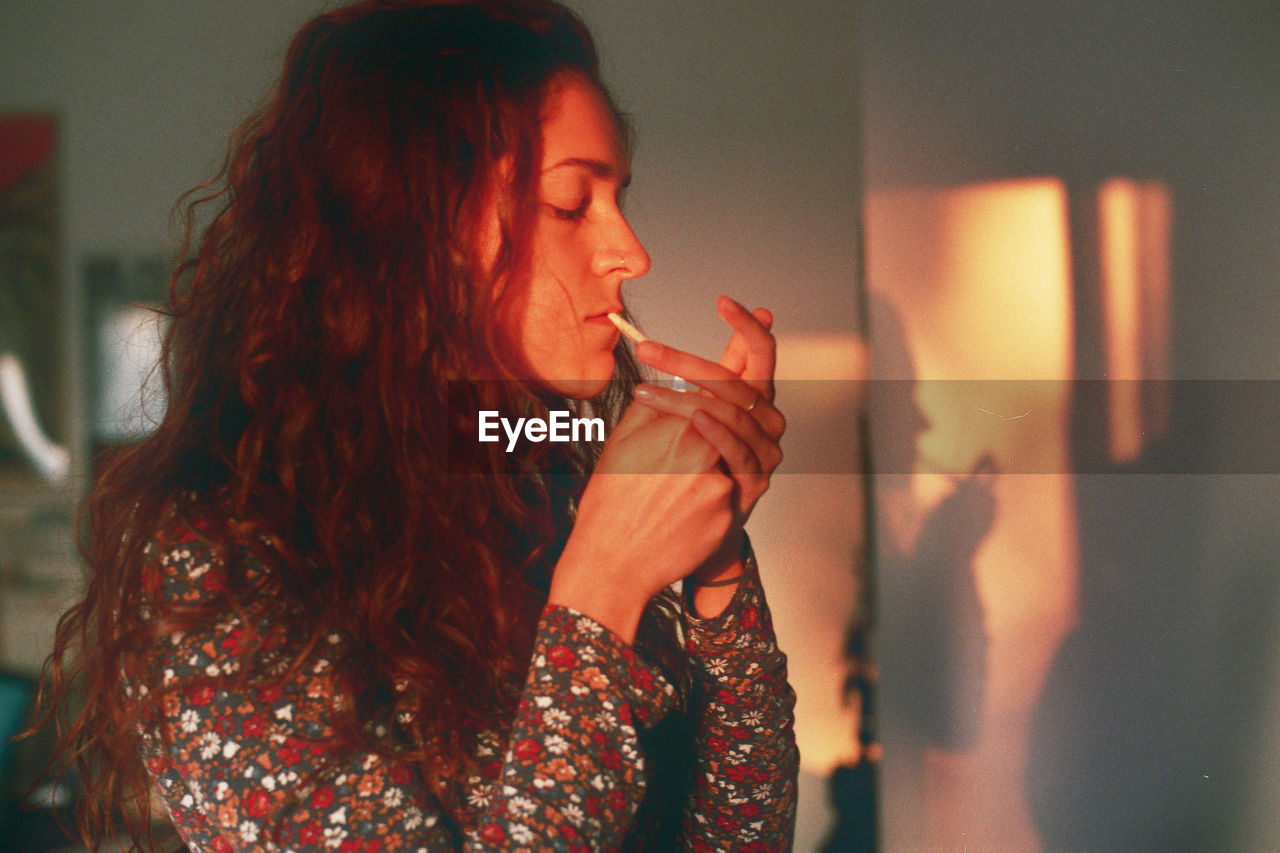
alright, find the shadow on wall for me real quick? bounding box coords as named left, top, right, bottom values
left=1027, top=409, right=1280, bottom=851
left=822, top=294, right=997, bottom=853
left=826, top=292, right=1280, bottom=852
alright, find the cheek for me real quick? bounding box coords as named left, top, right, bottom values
left=518, top=299, right=583, bottom=367
left=526, top=245, right=589, bottom=323
left=531, top=216, right=593, bottom=284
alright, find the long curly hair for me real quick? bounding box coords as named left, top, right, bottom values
left=40, top=2, right=681, bottom=848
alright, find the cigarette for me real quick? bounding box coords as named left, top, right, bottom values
left=607, top=311, right=688, bottom=391
left=606, top=312, right=648, bottom=344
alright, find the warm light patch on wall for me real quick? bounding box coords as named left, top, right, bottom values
left=763, top=334, right=868, bottom=775
left=866, top=179, right=1074, bottom=383
left=865, top=178, right=1078, bottom=852
left=1098, top=178, right=1172, bottom=463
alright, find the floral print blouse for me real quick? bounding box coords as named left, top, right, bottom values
left=134, top=518, right=799, bottom=851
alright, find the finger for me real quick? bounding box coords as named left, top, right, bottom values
left=716, top=297, right=776, bottom=391
left=636, top=340, right=739, bottom=385
left=612, top=392, right=668, bottom=437
left=690, top=407, right=762, bottom=472
left=634, top=382, right=778, bottom=447
left=634, top=381, right=785, bottom=442
left=688, top=410, right=774, bottom=516
left=634, top=344, right=761, bottom=413
left=637, top=385, right=784, bottom=480
left=720, top=305, right=775, bottom=376
left=603, top=409, right=721, bottom=476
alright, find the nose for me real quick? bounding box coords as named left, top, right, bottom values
left=592, top=211, right=651, bottom=281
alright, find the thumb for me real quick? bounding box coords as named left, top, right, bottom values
left=614, top=394, right=666, bottom=436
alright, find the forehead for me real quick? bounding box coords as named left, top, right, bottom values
left=540, top=71, right=627, bottom=172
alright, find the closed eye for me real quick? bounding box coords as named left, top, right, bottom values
left=548, top=197, right=590, bottom=221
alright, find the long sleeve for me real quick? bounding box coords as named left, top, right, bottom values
left=137, top=525, right=679, bottom=852
left=678, top=551, right=800, bottom=851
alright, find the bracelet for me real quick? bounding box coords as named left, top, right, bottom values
left=688, top=573, right=747, bottom=588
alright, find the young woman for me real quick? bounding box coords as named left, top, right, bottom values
left=46, top=1, right=797, bottom=850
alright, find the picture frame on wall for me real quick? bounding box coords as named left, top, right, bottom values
left=0, top=113, right=67, bottom=483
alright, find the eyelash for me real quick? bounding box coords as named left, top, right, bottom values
left=550, top=197, right=590, bottom=221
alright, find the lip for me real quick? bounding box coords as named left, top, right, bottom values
left=584, top=312, right=623, bottom=348
left=585, top=315, right=621, bottom=343
left=584, top=307, right=625, bottom=326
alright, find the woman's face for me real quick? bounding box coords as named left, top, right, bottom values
left=493, top=70, right=650, bottom=399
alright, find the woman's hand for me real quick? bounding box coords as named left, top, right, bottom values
left=548, top=401, right=736, bottom=643
left=548, top=296, right=785, bottom=638
left=633, top=296, right=784, bottom=615
left=632, top=296, right=785, bottom=529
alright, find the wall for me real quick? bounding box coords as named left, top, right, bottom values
left=862, top=1, right=1280, bottom=848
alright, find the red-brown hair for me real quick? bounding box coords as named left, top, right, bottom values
left=40, top=2, right=677, bottom=849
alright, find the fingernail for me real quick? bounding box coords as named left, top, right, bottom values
left=634, top=384, right=654, bottom=399
left=635, top=340, right=661, bottom=360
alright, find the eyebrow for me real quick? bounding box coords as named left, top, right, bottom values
left=544, top=157, right=632, bottom=187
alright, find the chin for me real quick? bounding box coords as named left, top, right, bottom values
left=543, top=355, right=615, bottom=400
left=546, top=375, right=610, bottom=400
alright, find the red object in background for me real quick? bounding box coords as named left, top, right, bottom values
left=0, top=114, right=56, bottom=196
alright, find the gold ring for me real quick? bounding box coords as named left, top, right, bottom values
left=745, top=391, right=759, bottom=413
